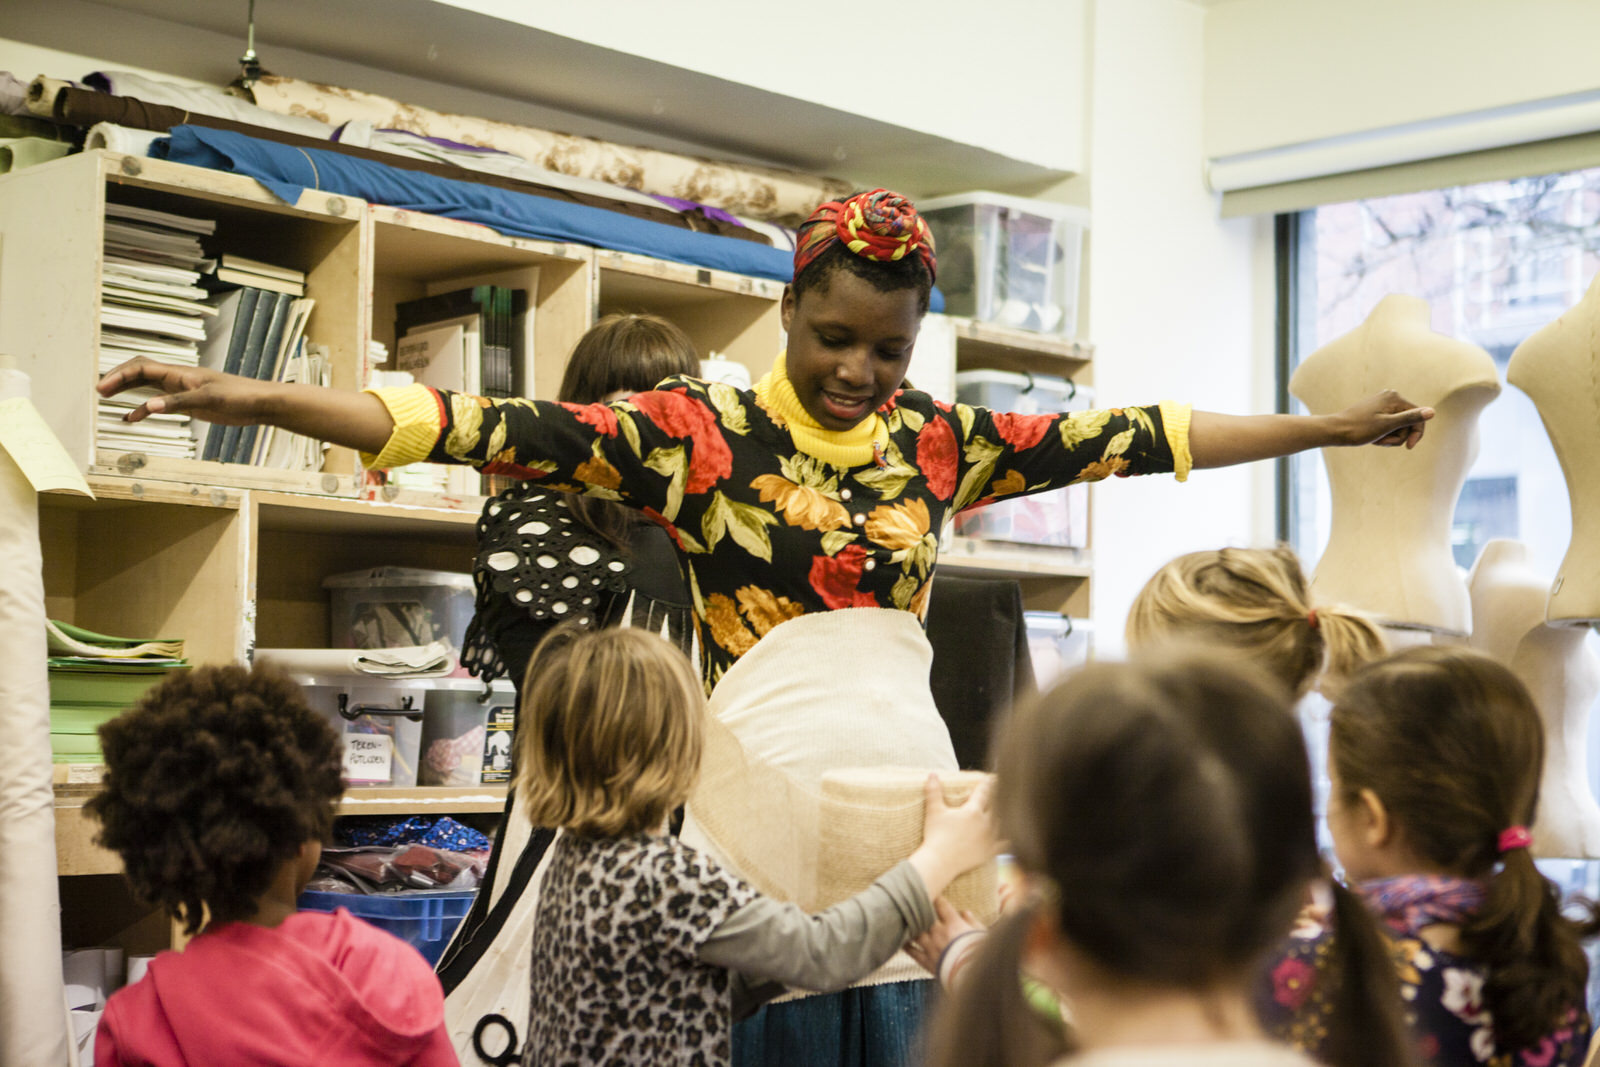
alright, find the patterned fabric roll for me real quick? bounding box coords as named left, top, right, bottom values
left=793, top=188, right=937, bottom=282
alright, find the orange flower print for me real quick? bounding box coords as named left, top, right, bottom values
left=751, top=474, right=850, bottom=531
left=909, top=577, right=933, bottom=620
left=735, top=585, right=805, bottom=637
left=988, top=469, right=1028, bottom=497
left=704, top=593, right=758, bottom=657
left=574, top=456, right=622, bottom=490
left=863, top=499, right=931, bottom=551
left=1072, top=456, right=1130, bottom=483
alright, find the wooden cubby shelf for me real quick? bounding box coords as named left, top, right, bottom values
left=9, top=149, right=1098, bottom=952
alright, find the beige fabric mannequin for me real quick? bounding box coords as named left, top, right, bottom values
left=1291, top=294, right=1500, bottom=634
left=1507, top=273, right=1600, bottom=625
left=1467, top=539, right=1600, bottom=859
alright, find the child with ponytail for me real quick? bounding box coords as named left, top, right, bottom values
left=920, top=649, right=1414, bottom=1067
left=1265, top=646, right=1597, bottom=1066
left=1124, top=543, right=1388, bottom=699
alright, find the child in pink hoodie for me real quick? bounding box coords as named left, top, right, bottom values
left=86, top=664, right=457, bottom=1066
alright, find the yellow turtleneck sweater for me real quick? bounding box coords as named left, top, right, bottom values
left=752, top=352, right=891, bottom=469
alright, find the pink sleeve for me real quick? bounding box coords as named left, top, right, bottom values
left=93, top=1001, right=121, bottom=1067
left=413, top=1021, right=463, bottom=1066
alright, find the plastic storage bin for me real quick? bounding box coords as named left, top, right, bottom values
left=295, top=674, right=426, bottom=787
left=918, top=191, right=1087, bottom=336
left=297, top=889, right=476, bottom=966
left=322, top=567, right=475, bottom=651
left=952, top=370, right=1092, bottom=548
left=419, top=678, right=517, bottom=786
left=1024, top=613, right=1093, bottom=688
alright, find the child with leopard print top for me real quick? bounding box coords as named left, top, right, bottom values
left=514, top=624, right=996, bottom=1067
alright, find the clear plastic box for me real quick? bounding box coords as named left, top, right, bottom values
left=297, top=888, right=476, bottom=966
left=322, top=566, right=475, bottom=651
left=419, top=678, right=517, bottom=787
left=295, top=674, right=427, bottom=787
left=918, top=191, right=1088, bottom=336
left=952, top=370, right=1092, bottom=548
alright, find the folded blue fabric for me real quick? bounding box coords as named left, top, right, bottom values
left=152, top=125, right=944, bottom=309
left=156, top=124, right=797, bottom=282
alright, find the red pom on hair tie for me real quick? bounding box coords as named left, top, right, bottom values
left=1497, top=825, right=1532, bottom=854
left=1306, top=608, right=1319, bottom=630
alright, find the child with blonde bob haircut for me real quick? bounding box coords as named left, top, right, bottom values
left=1125, top=544, right=1387, bottom=699
left=516, top=625, right=997, bottom=1066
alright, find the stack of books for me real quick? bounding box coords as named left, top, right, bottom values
left=195, top=257, right=316, bottom=466
left=46, top=620, right=188, bottom=766
left=395, top=285, right=526, bottom=401
left=96, top=203, right=219, bottom=459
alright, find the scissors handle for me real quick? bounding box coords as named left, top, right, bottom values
left=472, top=1012, right=520, bottom=1066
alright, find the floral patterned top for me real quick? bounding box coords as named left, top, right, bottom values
left=1256, top=907, right=1590, bottom=1067
left=365, top=376, right=1188, bottom=691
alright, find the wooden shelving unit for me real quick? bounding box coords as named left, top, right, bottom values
left=9, top=149, right=1097, bottom=953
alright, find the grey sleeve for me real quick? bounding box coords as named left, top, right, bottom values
left=697, top=860, right=935, bottom=992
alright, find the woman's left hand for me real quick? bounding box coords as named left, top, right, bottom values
left=1328, top=390, right=1435, bottom=449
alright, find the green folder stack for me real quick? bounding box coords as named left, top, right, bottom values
left=46, top=621, right=188, bottom=764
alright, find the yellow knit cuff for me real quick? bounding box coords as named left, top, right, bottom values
left=1159, top=400, right=1193, bottom=483
left=359, top=384, right=445, bottom=469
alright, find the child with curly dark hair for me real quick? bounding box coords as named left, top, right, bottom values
left=86, top=664, right=459, bottom=1067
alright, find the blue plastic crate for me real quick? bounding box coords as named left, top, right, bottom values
left=298, top=888, right=476, bottom=965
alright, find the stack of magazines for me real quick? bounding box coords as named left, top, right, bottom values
left=96, top=202, right=218, bottom=459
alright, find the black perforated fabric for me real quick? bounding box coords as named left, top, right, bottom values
left=460, top=487, right=630, bottom=683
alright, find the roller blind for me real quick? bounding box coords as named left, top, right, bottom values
left=1214, top=89, right=1600, bottom=217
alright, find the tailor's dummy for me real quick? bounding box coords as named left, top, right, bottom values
left=1508, top=273, right=1600, bottom=625
left=1468, top=539, right=1600, bottom=858
left=1291, top=294, right=1500, bottom=635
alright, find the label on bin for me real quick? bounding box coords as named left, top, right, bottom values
left=480, top=704, right=516, bottom=784
left=343, top=733, right=393, bottom=784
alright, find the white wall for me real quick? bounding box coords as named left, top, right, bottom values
left=1205, top=0, right=1600, bottom=159
left=1086, top=0, right=1269, bottom=652
left=432, top=0, right=1089, bottom=173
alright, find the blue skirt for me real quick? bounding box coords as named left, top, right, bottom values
left=732, top=980, right=933, bottom=1067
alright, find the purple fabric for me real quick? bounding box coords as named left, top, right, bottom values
left=651, top=193, right=747, bottom=228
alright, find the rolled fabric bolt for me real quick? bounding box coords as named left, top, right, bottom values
left=85, top=122, right=163, bottom=156
left=24, top=76, right=71, bottom=120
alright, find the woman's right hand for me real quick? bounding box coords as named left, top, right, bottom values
left=98, top=357, right=398, bottom=454
left=908, top=774, right=999, bottom=897
left=98, top=357, right=274, bottom=426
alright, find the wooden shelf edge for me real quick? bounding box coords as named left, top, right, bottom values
left=255, top=489, right=483, bottom=531
left=340, top=786, right=509, bottom=815
left=944, top=315, right=1094, bottom=362
left=595, top=249, right=785, bottom=299
left=369, top=203, right=589, bottom=263
left=53, top=783, right=510, bottom=876
left=939, top=537, right=1092, bottom=580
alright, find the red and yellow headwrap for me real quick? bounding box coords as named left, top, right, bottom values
left=793, top=188, right=937, bottom=283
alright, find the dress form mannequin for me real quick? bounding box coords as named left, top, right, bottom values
left=1507, top=273, right=1600, bottom=625
left=1467, top=539, right=1600, bottom=858
left=1291, top=294, right=1501, bottom=635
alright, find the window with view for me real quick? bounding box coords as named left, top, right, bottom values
left=1282, top=168, right=1600, bottom=1016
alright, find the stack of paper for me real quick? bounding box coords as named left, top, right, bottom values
left=97, top=202, right=218, bottom=460
left=46, top=620, right=188, bottom=765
